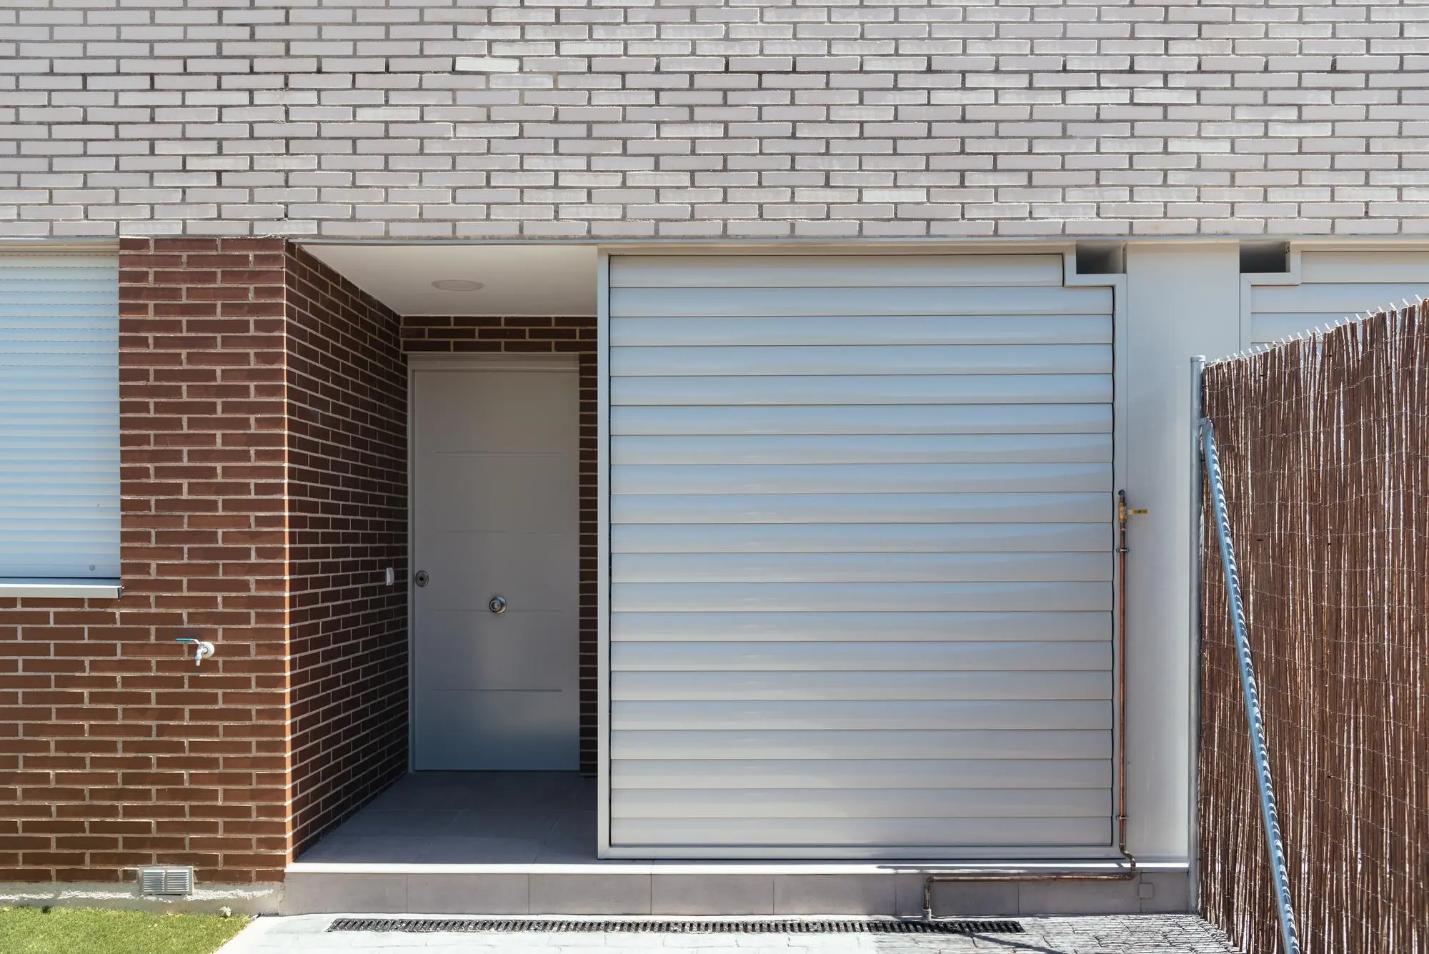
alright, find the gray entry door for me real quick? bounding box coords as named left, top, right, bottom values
left=412, top=361, right=580, bottom=770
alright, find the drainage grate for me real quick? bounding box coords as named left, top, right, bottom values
left=327, top=917, right=1024, bottom=935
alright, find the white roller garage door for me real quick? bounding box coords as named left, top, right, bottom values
left=606, top=254, right=1115, bottom=857
left=1247, top=247, right=1429, bottom=346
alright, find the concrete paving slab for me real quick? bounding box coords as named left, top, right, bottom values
left=218, top=913, right=1241, bottom=954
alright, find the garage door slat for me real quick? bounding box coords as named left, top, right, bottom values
left=612, top=552, right=1112, bottom=584
left=612, top=640, right=1112, bottom=672
left=612, top=344, right=1111, bottom=376
left=610, top=314, right=1112, bottom=346
left=612, top=670, right=1112, bottom=701
left=613, top=403, right=1111, bottom=436
left=612, top=492, right=1112, bottom=525
left=612, top=522, right=1111, bottom=554
left=610, top=817, right=1111, bottom=847
left=611, top=729, right=1111, bottom=761
left=612, top=433, right=1112, bottom=465
left=613, top=787, right=1111, bottom=819
left=609, top=284, right=1112, bottom=317
left=610, top=610, right=1109, bottom=642
left=612, top=462, right=1110, bottom=495
left=612, top=373, right=1111, bottom=406
left=613, top=758, right=1109, bottom=790
left=612, top=699, right=1110, bottom=731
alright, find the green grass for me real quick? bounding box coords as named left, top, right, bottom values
left=0, top=906, right=249, bottom=954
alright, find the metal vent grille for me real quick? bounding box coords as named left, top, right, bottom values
left=137, top=866, right=194, bottom=896
left=327, top=918, right=1024, bottom=935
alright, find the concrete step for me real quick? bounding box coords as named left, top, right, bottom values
left=279, top=863, right=1190, bottom=917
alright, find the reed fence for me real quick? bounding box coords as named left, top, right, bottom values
left=1198, top=300, right=1428, bottom=953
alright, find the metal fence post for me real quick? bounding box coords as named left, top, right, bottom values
left=1200, top=418, right=1301, bottom=954
left=1188, top=355, right=1205, bottom=915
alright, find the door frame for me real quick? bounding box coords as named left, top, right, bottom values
left=406, top=351, right=582, bottom=771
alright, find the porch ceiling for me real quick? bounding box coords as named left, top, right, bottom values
left=303, top=243, right=598, bottom=316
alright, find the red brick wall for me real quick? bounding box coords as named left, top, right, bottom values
left=0, top=238, right=291, bottom=883
left=284, top=247, right=408, bottom=859
left=0, top=247, right=597, bottom=885
left=400, top=316, right=597, bottom=774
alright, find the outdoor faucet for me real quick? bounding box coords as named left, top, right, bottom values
left=175, top=637, right=215, bottom=668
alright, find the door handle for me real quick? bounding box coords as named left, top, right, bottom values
left=414, top=570, right=430, bottom=588
left=488, top=595, right=507, bottom=615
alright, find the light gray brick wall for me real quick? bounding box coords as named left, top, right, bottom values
left=3, top=0, right=1428, bottom=241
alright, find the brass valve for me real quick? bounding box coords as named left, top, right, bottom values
left=1117, top=490, right=1147, bottom=524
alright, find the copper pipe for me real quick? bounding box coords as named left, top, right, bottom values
left=920, top=491, right=1140, bottom=920
left=1116, top=488, right=1138, bottom=861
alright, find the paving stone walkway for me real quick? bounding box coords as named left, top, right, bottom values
left=221, top=914, right=1241, bottom=954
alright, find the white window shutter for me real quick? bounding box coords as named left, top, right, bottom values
left=0, top=253, right=120, bottom=582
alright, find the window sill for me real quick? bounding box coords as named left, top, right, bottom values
left=0, top=579, right=122, bottom=599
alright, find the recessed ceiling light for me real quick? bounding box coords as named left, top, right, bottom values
left=430, top=279, right=485, bottom=291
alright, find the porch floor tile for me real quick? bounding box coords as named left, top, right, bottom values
left=298, top=772, right=595, bottom=865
